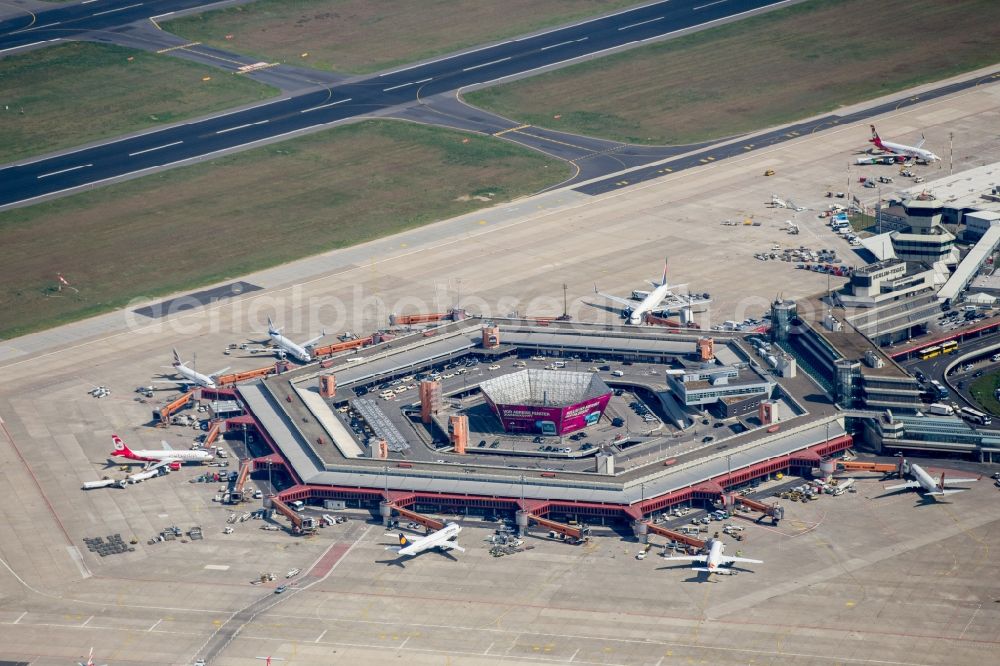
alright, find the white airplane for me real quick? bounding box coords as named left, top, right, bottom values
left=248, top=317, right=325, bottom=363
left=662, top=537, right=762, bottom=576
left=864, top=124, right=940, bottom=163
left=154, top=349, right=228, bottom=389
left=110, top=434, right=214, bottom=467
left=78, top=648, right=107, bottom=666
left=595, top=259, right=711, bottom=325
left=384, top=522, right=464, bottom=557
left=884, top=461, right=977, bottom=497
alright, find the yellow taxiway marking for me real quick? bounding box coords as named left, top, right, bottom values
left=157, top=42, right=202, bottom=54
left=493, top=124, right=531, bottom=137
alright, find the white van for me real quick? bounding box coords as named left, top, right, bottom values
left=611, top=370, right=624, bottom=377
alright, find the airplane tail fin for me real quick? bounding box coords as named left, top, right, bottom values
left=870, top=124, right=881, bottom=144
left=267, top=316, right=280, bottom=335
left=111, top=435, right=132, bottom=456
left=661, top=258, right=668, bottom=288
left=397, top=533, right=411, bottom=548
left=172, top=348, right=182, bottom=366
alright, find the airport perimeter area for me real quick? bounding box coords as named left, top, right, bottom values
left=2, top=53, right=1000, bottom=666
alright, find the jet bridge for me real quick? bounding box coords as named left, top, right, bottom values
left=155, top=390, right=196, bottom=426
left=644, top=522, right=706, bottom=550
left=837, top=459, right=903, bottom=476
left=723, top=495, right=784, bottom=524
left=379, top=500, right=445, bottom=532
left=268, top=495, right=317, bottom=535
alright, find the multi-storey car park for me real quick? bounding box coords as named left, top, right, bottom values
left=196, top=316, right=855, bottom=539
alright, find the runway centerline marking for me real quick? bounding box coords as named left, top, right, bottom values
left=694, top=0, right=727, bottom=10
left=37, top=164, right=92, bottom=179
left=618, top=16, right=664, bottom=31
left=92, top=3, right=142, bottom=17
left=216, top=124, right=254, bottom=134
left=32, top=22, right=60, bottom=29
left=301, top=98, right=353, bottom=113
left=463, top=56, right=511, bottom=72
left=128, top=141, right=183, bottom=157
left=383, top=78, right=432, bottom=92
left=541, top=40, right=575, bottom=51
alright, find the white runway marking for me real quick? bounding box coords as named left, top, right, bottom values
left=216, top=124, right=253, bottom=134
left=694, top=0, right=728, bottom=10
left=618, top=16, right=664, bottom=31
left=12, top=611, right=26, bottom=624
left=37, top=164, right=92, bottom=179
left=92, top=3, right=141, bottom=17
left=301, top=98, right=353, bottom=113
left=128, top=141, right=182, bottom=157
left=463, top=57, right=512, bottom=72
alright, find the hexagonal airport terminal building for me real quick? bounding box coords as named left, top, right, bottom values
left=479, top=369, right=612, bottom=436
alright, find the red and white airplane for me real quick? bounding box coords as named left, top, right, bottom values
left=859, top=124, right=940, bottom=164
left=111, top=434, right=214, bottom=467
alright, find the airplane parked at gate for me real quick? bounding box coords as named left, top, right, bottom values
left=110, top=434, right=214, bottom=468
left=595, top=259, right=711, bottom=325
left=385, top=522, right=464, bottom=557
left=154, top=349, right=228, bottom=389
left=884, top=460, right=977, bottom=498
left=662, top=536, right=762, bottom=576
left=247, top=317, right=325, bottom=363
left=862, top=124, right=940, bottom=163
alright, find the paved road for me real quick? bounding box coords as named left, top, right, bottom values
left=0, top=0, right=791, bottom=207
left=0, top=0, right=227, bottom=52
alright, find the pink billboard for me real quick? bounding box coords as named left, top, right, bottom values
left=489, top=392, right=611, bottom=435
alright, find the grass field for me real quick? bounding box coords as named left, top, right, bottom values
left=969, top=371, right=1000, bottom=416
left=166, top=0, right=638, bottom=74
left=0, top=121, right=570, bottom=338
left=465, top=0, right=1000, bottom=145
left=0, top=42, right=276, bottom=164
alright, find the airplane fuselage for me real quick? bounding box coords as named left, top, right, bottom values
left=627, top=284, right=674, bottom=325
left=870, top=136, right=939, bottom=163
left=397, top=523, right=462, bottom=556
left=269, top=331, right=312, bottom=363
left=115, top=449, right=214, bottom=464
left=704, top=539, right=726, bottom=572
left=910, top=463, right=942, bottom=493
left=175, top=363, right=217, bottom=389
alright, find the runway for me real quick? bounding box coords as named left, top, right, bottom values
left=0, top=0, right=793, bottom=208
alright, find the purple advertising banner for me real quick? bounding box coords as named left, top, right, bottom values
left=492, top=393, right=611, bottom=435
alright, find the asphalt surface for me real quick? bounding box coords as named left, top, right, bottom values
left=0, top=0, right=794, bottom=207
left=572, top=68, right=1000, bottom=195
left=0, top=0, right=229, bottom=51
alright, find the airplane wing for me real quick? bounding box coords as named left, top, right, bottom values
left=657, top=294, right=710, bottom=311
left=301, top=331, right=326, bottom=348
left=926, top=489, right=965, bottom=496
left=160, top=441, right=174, bottom=451
left=662, top=555, right=707, bottom=563
left=941, top=477, right=978, bottom=485
left=914, top=136, right=926, bottom=150
left=722, top=556, right=763, bottom=565
left=210, top=366, right=231, bottom=377
left=384, top=545, right=403, bottom=553
left=439, top=541, right=465, bottom=552
left=595, top=288, right=634, bottom=308
left=884, top=481, right=921, bottom=491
